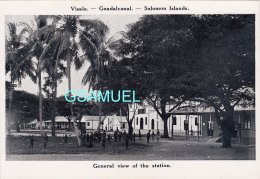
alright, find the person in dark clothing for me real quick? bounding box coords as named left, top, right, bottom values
left=146, top=130, right=151, bottom=143
left=107, top=133, right=111, bottom=143
left=98, top=131, right=102, bottom=143
left=30, top=136, right=34, bottom=148
left=125, top=132, right=129, bottom=150
left=114, top=131, right=118, bottom=142
left=123, top=130, right=126, bottom=137
left=157, top=130, right=160, bottom=142
left=118, top=131, right=122, bottom=142
left=64, top=133, right=68, bottom=143
left=89, top=132, right=93, bottom=148
left=151, top=131, right=155, bottom=141
left=139, top=129, right=141, bottom=140
left=86, top=133, right=90, bottom=143
left=43, top=133, right=48, bottom=148
left=82, top=133, right=86, bottom=146
left=101, top=131, right=106, bottom=149
left=133, top=132, right=136, bottom=142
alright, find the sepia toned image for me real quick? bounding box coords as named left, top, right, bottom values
left=5, top=14, right=255, bottom=161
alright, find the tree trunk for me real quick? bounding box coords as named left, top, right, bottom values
left=162, top=116, right=169, bottom=138
left=51, top=99, right=56, bottom=137
left=8, top=70, right=13, bottom=114
left=97, top=103, right=102, bottom=131
left=221, top=109, right=234, bottom=148
left=51, top=80, right=57, bottom=137
left=67, top=62, right=82, bottom=146
left=71, top=116, right=82, bottom=147
left=38, top=70, right=43, bottom=136
left=128, top=122, right=133, bottom=134
left=222, top=122, right=232, bottom=148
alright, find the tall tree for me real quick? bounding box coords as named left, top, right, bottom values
left=5, top=22, right=36, bottom=132
left=78, top=19, right=113, bottom=131
left=18, top=15, right=55, bottom=136
left=191, top=15, right=255, bottom=148
left=113, top=15, right=203, bottom=137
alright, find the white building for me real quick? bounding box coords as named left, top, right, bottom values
left=43, top=115, right=128, bottom=131
left=129, top=102, right=204, bottom=136
left=27, top=119, right=45, bottom=129
left=102, top=115, right=128, bottom=131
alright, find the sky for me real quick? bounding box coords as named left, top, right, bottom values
left=5, top=15, right=142, bottom=97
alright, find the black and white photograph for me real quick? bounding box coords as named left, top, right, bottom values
left=5, top=13, right=255, bottom=161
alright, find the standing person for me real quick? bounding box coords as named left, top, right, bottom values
left=157, top=130, right=160, bottom=142
left=43, top=133, right=48, bottom=148
left=30, top=135, right=34, bottom=148
left=119, top=131, right=122, bottom=142
left=82, top=133, right=86, bottom=146
left=64, top=133, right=68, bottom=143
left=101, top=131, right=106, bottom=149
left=114, top=130, right=118, bottom=142
left=107, top=133, right=111, bottom=143
left=123, top=130, right=126, bottom=137
left=86, top=132, right=90, bottom=143
left=125, top=132, right=129, bottom=150
left=146, top=130, right=151, bottom=143
left=89, top=132, right=93, bottom=148
left=133, top=132, right=136, bottom=142
left=98, top=130, right=102, bottom=143
left=151, top=131, right=155, bottom=141
left=139, top=129, right=141, bottom=140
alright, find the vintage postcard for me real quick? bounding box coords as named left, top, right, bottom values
left=0, top=1, right=259, bottom=179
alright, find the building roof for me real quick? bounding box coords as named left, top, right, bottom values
left=103, top=115, right=127, bottom=123
left=45, top=116, right=68, bottom=123
left=44, top=115, right=128, bottom=123
left=27, top=119, right=38, bottom=125
left=168, top=105, right=255, bottom=115
left=81, top=116, right=104, bottom=122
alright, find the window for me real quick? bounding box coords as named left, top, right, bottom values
left=243, top=112, right=251, bottom=130
left=151, top=119, right=155, bottom=129
left=145, top=117, right=147, bottom=125
left=245, top=120, right=251, bottom=130
left=136, top=117, right=138, bottom=125
left=122, top=123, right=125, bottom=128
left=138, top=109, right=145, bottom=114
left=87, top=122, right=90, bottom=126
left=172, top=117, right=177, bottom=125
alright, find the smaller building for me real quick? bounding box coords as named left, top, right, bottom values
left=44, top=116, right=70, bottom=130
left=102, top=115, right=128, bottom=131
left=27, top=119, right=45, bottom=129
left=43, top=115, right=128, bottom=131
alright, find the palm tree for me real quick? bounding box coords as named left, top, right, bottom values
left=58, top=16, right=112, bottom=145
left=80, top=28, right=127, bottom=131
left=18, top=15, right=56, bottom=136
left=58, top=15, right=82, bottom=145
left=20, top=15, right=67, bottom=137
left=40, top=28, right=69, bottom=137
left=6, top=22, right=36, bottom=132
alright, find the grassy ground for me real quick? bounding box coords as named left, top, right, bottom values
left=6, top=135, right=255, bottom=160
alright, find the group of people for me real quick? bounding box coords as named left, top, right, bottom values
left=28, top=128, right=161, bottom=149
left=29, top=133, right=48, bottom=148
left=146, top=130, right=160, bottom=143
left=79, top=127, right=130, bottom=149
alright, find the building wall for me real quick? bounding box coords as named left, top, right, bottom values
left=85, top=121, right=99, bottom=130
left=129, top=103, right=255, bottom=140
left=201, top=110, right=255, bottom=143
left=130, top=104, right=202, bottom=135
